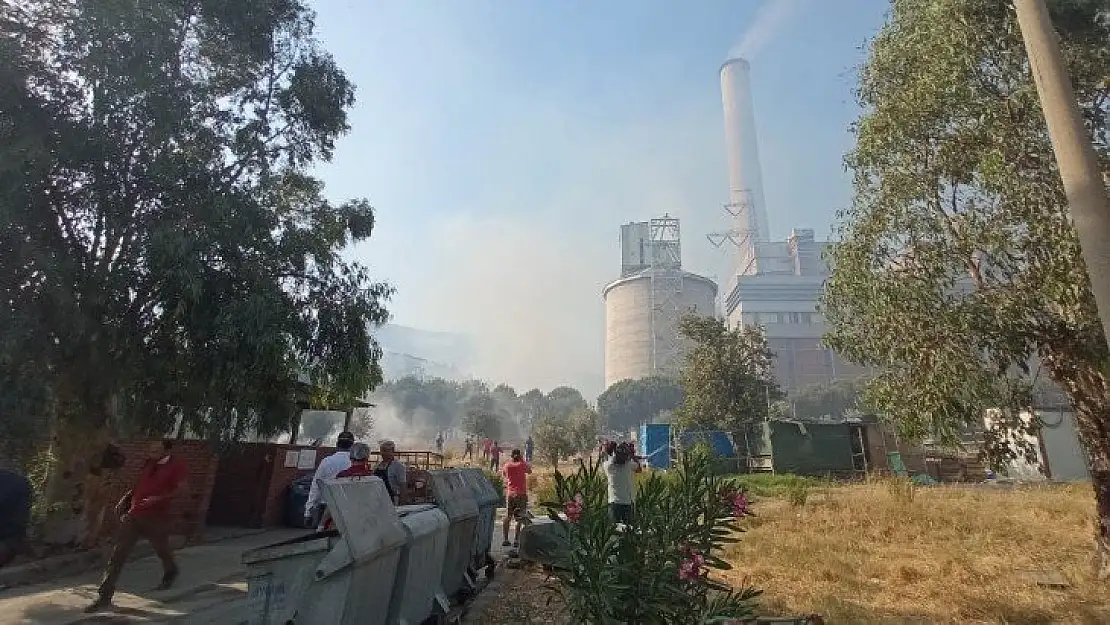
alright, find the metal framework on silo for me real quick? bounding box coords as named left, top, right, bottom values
left=648, top=216, right=684, bottom=373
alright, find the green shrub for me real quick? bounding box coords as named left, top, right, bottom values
left=483, top=469, right=506, bottom=505
left=724, top=473, right=830, bottom=499
left=529, top=472, right=557, bottom=507
left=539, top=452, right=760, bottom=624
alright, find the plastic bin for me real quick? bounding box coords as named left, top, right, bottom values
left=428, top=468, right=480, bottom=599
left=387, top=504, right=451, bottom=625
left=460, top=468, right=500, bottom=576
left=284, top=473, right=315, bottom=528
left=241, top=477, right=407, bottom=625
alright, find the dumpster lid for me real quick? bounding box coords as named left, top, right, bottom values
left=397, top=503, right=437, bottom=517
left=315, top=477, right=408, bottom=579
left=460, top=468, right=501, bottom=506
left=428, top=469, right=479, bottom=520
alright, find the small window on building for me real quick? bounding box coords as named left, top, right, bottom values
left=800, top=312, right=813, bottom=324
left=789, top=312, right=801, bottom=324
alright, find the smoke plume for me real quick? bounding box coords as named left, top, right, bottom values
left=728, top=0, right=804, bottom=61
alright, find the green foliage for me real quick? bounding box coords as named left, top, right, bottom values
left=0, top=0, right=392, bottom=442
left=483, top=469, right=506, bottom=505
left=568, top=407, right=601, bottom=452
left=597, top=376, right=685, bottom=432
left=725, top=473, right=831, bottom=500
left=539, top=454, right=761, bottom=624
left=461, top=409, right=503, bottom=441
left=791, top=379, right=866, bottom=421
left=786, top=480, right=810, bottom=508
left=820, top=0, right=1110, bottom=470
left=676, top=315, right=784, bottom=437
left=533, top=414, right=578, bottom=467
left=544, top=386, right=589, bottom=421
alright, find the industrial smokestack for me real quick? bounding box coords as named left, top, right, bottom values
left=720, top=57, right=770, bottom=244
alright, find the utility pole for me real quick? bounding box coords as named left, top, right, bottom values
left=1014, top=0, right=1110, bottom=348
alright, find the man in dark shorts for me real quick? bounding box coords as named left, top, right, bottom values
left=0, top=468, right=32, bottom=568
left=500, top=449, right=531, bottom=547
left=86, top=440, right=187, bottom=613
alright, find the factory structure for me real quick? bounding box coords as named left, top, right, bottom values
left=603, top=217, right=717, bottom=389
left=714, top=56, right=868, bottom=392
left=602, top=56, right=868, bottom=393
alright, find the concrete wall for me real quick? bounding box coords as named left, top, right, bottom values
left=603, top=271, right=716, bottom=389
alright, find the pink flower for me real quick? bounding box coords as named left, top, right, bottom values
left=678, top=549, right=707, bottom=581
left=732, top=491, right=751, bottom=517
left=563, top=493, right=584, bottom=523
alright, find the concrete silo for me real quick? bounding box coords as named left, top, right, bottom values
left=603, top=217, right=718, bottom=389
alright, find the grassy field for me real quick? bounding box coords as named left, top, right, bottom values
left=724, top=478, right=1105, bottom=624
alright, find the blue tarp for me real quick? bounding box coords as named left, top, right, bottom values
left=637, top=424, right=735, bottom=470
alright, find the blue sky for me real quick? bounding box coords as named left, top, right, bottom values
left=309, top=0, right=890, bottom=396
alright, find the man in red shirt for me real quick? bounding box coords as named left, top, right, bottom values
left=500, top=449, right=531, bottom=547
left=85, top=439, right=187, bottom=613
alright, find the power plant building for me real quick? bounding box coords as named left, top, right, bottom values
left=717, top=57, right=868, bottom=392
left=603, top=217, right=717, bottom=389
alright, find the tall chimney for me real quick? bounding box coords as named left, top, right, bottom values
left=720, top=58, right=770, bottom=245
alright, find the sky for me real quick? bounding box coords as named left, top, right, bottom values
left=308, top=0, right=891, bottom=398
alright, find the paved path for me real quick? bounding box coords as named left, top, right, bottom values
left=0, top=510, right=519, bottom=624
left=0, top=529, right=302, bottom=625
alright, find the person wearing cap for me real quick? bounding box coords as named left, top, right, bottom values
left=319, top=443, right=375, bottom=532
left=373, top=440, right=406, bottom=505
left=336, top=442, right=373, bottom=479
left=304, top=431, right=354, bottom=528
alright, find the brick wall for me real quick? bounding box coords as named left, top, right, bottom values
left=95, top=439, right=218, bottom=543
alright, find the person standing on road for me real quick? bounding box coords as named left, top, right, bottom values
left=489, top=441, right=502, bottom=472
left=374, top=440, right=407, bottom=505
left=435, top=432, right=444, bottom=454
left=524, top=435, right=534, bottom=464
left=0, top=468, right=32, bottom=569
left=463, top=437, right=475, bottom=462
left=604, top=442, right=642, bottom=526
left=303, top=431, right=355, bottom=528
left=85, top=440, right=186, bottom=613
left=500, top=449, right=531, bottom=548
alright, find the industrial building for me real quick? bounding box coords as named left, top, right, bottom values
left=714, top=56, right=868, bottom=392
left=603, top=216, right=717, bottom=389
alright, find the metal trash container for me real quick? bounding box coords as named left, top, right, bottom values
left=429, top=468, right=480, bottom=599
left=460, top=468, right=500, bottom=576
left=387, top=504, right=451, bottom=625
left=241, top=478, right=407, bottom=625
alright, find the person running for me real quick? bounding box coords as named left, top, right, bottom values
left=304, top=431, right=355, bottom=528
left=500, top=449, right=531, bottom=548
left=524, top=435, right=534, bottom=464
left=85, top=440, right=186, bottom=613
left=463, top=437, right=475, bottom=462
left=603, top=442, right=642, bottom=526
left=374, top=440, right=407, bottom=505
left=0, top=469, right=32, bottom=569
left=489, top=441, right=502, bottom=472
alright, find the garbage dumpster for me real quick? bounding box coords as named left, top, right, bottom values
left=429, top=468, right=480, bottom=599
left=241, top=477, right=408, bottom=625
left=387, top=504, right=451, bottom=625
left=460, top=468, right=500, bottom=577
left=284, top=473, right=315, bottom=528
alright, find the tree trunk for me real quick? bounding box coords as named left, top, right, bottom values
left=1092, top=466, right=1110, bottom=580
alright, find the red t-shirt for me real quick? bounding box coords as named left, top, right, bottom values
left=336, top=463, right=373, bottom=478
left=501, top=460, right=530, bottom=497
left=129, top=456, right=187, bottom=518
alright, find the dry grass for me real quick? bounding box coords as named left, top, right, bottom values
left=725, top=480, right=1107, bottom=624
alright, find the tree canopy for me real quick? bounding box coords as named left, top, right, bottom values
left=675, top=316, right=783, bottom=435
left=790, top=379, right=866, bottom=421
left=597, top=376, right=685, bottom=432
left=0, top=0, right=392, bottom=448
left=820, top=0, right=1110, bottom=572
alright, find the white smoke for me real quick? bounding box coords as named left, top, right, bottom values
left=728, top=0, right=805, bottom=61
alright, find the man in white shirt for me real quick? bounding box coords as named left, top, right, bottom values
left=303, top=431, right=355, bottom=527
left=603, top=441, right=642, bottom=525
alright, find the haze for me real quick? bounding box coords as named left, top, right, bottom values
left=310, top=0, right=889, bottom=398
